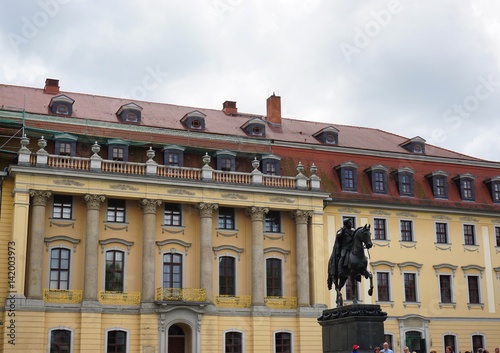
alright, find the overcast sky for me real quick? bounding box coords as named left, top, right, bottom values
left=1, top=0, right=500, bottom=162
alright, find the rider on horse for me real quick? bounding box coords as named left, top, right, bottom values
left=336, top=219, right=355, bottom=276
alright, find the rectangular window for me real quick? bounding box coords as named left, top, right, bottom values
left=218, top=207, right=235, bottom=230
left=167, top=151, right=180, bottom=166
left=219, top=256, right=235, bottom=295
left=220, top=157, right=233, bottom=171
left=493, top=182, right=500, bottom=202
left=495, top=226, right=500, bottom=247
left=105, top=250, right=124, bottom=292
left=275, top=332, right=292, bottom=353
left=163, top=203, right=181, bottom=226
left=374, top=171, right=386, bottom=192
left=399, top=173, right=413, bottom=196
left=344, top=169, right=354, bottom=189
left=107, top=330, right=127, bottom=353
left=50, top=248, right=70, bottom=290
left=111, top=147, right=125, bottom=161
left=439, top=274, right=452, bottom=303
left=464, top=224, right=475, bottom=245
left=435, top=223, right=448, bottom=244
left=401, top=220, right=413, bottom=242
left=266, top=258, right=282, bottom=296
left=376, top=272, right=390, bottom=301
left=467, top=275, right=480, bottom=304
left=52, top=195, right=72, bottom=219
left=404, top=273, right=417, bottom=302
left=163, top=253, right=182, bottom=288
left=58, top=142, right=72, bottom=156
left=374, top=218, right=387, bottom=240
left=435, top=176, right=447, bottom=198
left=264, top=161, right=278, bottom=175
left=265, top=211, right=281, bottom=233
left=462, top=179, right=473, bottom=199
left=50, top=329, right=72, bottom=353
left=107, top=199, right=126, bottom=223
left=225, top=331, right=242, bottom=353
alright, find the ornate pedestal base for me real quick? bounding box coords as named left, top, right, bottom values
left=318, top=304, right=387, bottom=353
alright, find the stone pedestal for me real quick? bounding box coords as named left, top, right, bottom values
left=318, top=304, right=387, bottom=353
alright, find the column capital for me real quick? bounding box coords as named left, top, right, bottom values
left=83, top=194, right=105, bottom=210
left=197, top=203, right=218, bottom=218
left=29, top=190, right=52, bottom=206
left=140, top=199, right=162, bottom=214
left=246, top=206, right=269, bottom=222
left=291, top=210, right=313, bottom=225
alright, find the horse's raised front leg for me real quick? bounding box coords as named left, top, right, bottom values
left=365, top=270, right=374, bottom=296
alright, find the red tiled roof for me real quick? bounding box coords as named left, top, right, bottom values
left=0, top=83, right=482, bottom=161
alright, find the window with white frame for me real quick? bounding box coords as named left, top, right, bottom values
left=266, top=258, right=283, bottom=297
left=219, top=256, right=236, bottom=296
left=105, top=250, right=125, bottom=292
left=443, top=334, right=457, bottom=353
left=373, top=218, right=387, bottom=240
left=106, top=329, right=128, bottom=353
left=265, top=211, right=281, bottom=233
left=472, top=335, right=484, bottom=353
left=400, top=220, right=413, bottom=242
left=274, top=331, right=292, bottom=353
left=376, top=271, right=391, bottom=302
left=218, top=207, right=236, bottom=230
left=403, top=272, right=418, bottom=302
left=463, top=224, right=476, bottom=245
left=107, top=199, right=126, bottom=223
left=49, top=247, right=71, bottom=290
left=162, top=253, right=183, bottom=289
left=225, top=331, right=243, bottom=353
left=52, top=194, right=73, bottom=219
left=439, top=274, right=453, bottom=303
left=467, top=275, right=481, bottom=304
left=50, top=328, right=73, bottom=353
left=163, top=203, right=182, bottom=226
left=435, top=222, right=448, bottom=244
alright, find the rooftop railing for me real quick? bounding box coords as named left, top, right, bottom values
left=17, top=137, right=321, bottom=191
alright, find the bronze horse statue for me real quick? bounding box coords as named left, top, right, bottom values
left=327, top=224, right=373, bottom=307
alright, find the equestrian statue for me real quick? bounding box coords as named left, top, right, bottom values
left=327, top=219, right=373, bottom=307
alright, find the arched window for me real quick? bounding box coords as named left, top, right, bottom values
left=50, top=329, right=72, bottom=353
left=275, top=332, right=292, bottom=353
left=106, top=330, right=127, bottom=353
left=225, top=331, right=243, bottom=353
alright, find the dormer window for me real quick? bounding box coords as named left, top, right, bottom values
left=261, top=154, right=281, bottom=175
left=335, top=162, right=358, bottom=192
left=54, top=133, right=77, bottom=156
left=49, top=94, right=75, bottom=116
left=241, top=118, right=266, bottom=137
left=107, top=139, right=129, bottom=162
left=313, top=126, right=339, bottom=145
left=163, top=145, right=185, bottom=167
left=400, top=136, right=426, bottom=154
left=215, top=150, right=236, bottom=171
left=426, top=171, right=449, bottom=199
left=453, top=173, right=476, bottom=201
left=393, top=167, right=415, bottom=197
left=366, top=165, right=388, bottom=194
left=116, top=103, right=142, bottom=123
left=484, top=176, right=500, bottom=203
left=181, top=110, right=206, bottom=130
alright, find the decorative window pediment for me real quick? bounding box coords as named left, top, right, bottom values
left=49, top=94, right=75, bottom=115
left=484, top=176, right=500, bottom=203
left=426, top=170, right=449, bottom=199
left=453, top=173, right=476, bottom=201
left=335, top=161, right=358, bottom=192
left=241, top=117, right=266, bottom=137
left=393, top=167, right=415, bottom=197
left=261, top=154, right=281, bottom=175
left=313, top=126, right=339, bottom=145
left=181, top=110, right=206, bottom=130
left=116, top=103, right=142, bottom=123
left=215, top=150, right=236, bottom=171
left=400, top=136, right=426, bottom=154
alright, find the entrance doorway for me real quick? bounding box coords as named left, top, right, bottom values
left=168, top=324, right=185, bottom=353
left=405, top=331, right=426, bottom=353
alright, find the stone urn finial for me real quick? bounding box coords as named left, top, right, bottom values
left=202, top=152, right=211, bottom=166
left=296, top=161, right=304, bottom=175
left=252, top=157, right=260, bottom=171
left=310, top=163, right=318, bottom=176
left=38, top=136, right=47, bottom=150
left=91, top=141, right=101, bottom=155
left=147, top=146, right=155, bottom=160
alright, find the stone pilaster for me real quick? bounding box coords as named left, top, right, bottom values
left=26, top=190, right=51, bottom=298
left=292, top=210, right=313, bottom=307
left=197, top=203, right=218, bottom=302
left=83, top=194, right=105, bottom=301
left=140, top=199, right=162, bottom=302
left=247, top=206, right=269, bottom=306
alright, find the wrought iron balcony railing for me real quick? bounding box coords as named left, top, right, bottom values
left=43, top=289, right=83, bottom=304
left=98, top=291, right=141, bottom=305
left=155, top=287, right=206, bottom=302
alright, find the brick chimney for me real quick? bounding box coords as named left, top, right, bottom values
left=222, top=101, right=237, bottom=115
left=266, top=93, right=281, bottom=125
left=44, top=78, right=60, bottom=95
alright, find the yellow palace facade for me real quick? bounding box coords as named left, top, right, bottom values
left=0, top=79, right=499, bottom=352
